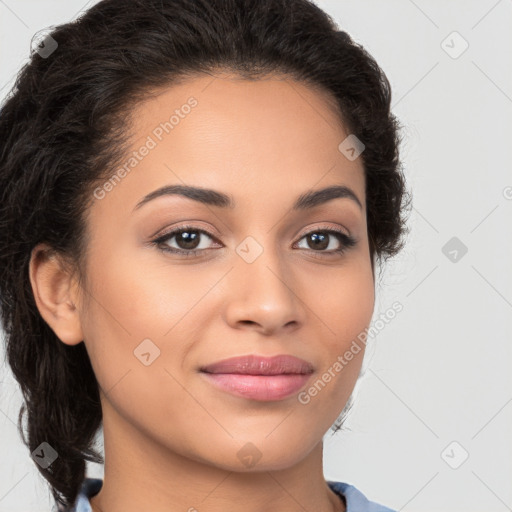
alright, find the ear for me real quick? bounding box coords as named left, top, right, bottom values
left=29, top=243, right=84, bottom=346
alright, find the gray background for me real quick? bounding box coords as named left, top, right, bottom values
left=1, top=1, right=511, bottom=511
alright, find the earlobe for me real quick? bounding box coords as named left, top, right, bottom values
left=28, top=243, right=84, bottom=346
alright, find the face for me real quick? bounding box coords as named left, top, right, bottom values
left=67, top=73, right=375, bottom=472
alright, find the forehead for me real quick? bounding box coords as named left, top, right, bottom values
left=91, top=72, right=365, bottom=220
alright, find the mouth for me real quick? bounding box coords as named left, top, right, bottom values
left=199, top=354, right=314, bottom=401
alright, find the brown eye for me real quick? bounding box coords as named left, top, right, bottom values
left=295, top=228, right=356, bottom=256
left=151, top=225, right=356, bottom=258
left=153, top=226, right=220, bottom=256
left=302, top=232, right=330, bottom=251
left=171, top=229, right=202, bottom=250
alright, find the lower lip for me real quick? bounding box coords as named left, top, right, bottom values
left=200, top=372, right=312, bottom=401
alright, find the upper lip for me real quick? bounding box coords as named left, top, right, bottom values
left=200, top=354, right=314, bottom=375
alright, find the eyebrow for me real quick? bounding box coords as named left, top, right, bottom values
left=132, top=184, right=363, bottom=212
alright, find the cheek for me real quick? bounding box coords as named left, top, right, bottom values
left=308, top=260, right=375, bottom=402
left=77, top=248, right=208, bottom=438
left=82, top=242, right=209, bottom=338
left=79, top=244, right=225, bottom=391
left=315, top=258, right=375, bottom=351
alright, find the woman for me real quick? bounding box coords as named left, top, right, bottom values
left=0, top=0, right=410, bottom=511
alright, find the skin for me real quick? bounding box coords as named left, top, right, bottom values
left=29, top=72, right=375, bottom=512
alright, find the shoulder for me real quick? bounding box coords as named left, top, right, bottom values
left=69, top=478, right=396, bottom=512
left=327, top=481, right=397, bottom=512
left=64, top=478, right=103, bottom=512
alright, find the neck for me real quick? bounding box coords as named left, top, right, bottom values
left=90, top=401, right=345, bottom=512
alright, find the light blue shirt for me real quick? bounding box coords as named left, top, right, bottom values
left=69, top=478, right=396, bottom=511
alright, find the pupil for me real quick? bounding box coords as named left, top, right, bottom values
left=309, top=232, right=328, bottom=250
left=178, top=231, right=200, bottom=249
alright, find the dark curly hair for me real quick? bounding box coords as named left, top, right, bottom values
left=0, top=0, right=411, bottom=509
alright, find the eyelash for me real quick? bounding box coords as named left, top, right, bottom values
left=151, top=224, right=357, bottom=259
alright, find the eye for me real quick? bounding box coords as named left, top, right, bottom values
left=152, top=225, right=220, bottom=257
left=151, top=224, right=357, bottom=258
left=295, top=227, right=357, bottom=257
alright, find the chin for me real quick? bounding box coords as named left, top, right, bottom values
left=195, top=434, right=316, bottom=473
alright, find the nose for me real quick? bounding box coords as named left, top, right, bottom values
left=222, top=242, right=305, bottom=336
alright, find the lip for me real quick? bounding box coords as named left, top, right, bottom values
left=199, top=354, right=314, bottom=401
